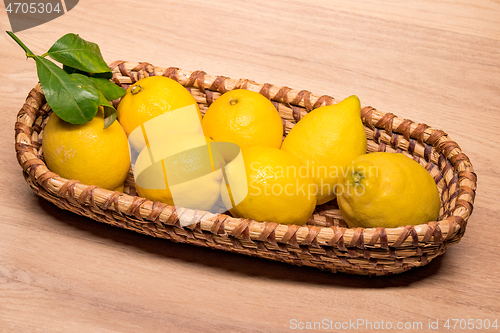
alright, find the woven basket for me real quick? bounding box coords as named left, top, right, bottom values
left=15, top=61, right=477, bottom=276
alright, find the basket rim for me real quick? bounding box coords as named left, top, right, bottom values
left=14, top=60, right=477, bottom=251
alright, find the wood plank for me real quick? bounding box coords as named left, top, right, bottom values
left=1, top=0, right=499, bottom=331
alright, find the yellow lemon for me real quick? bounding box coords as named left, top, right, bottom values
left=337, top=152, right=441, bottom=228
left=221, top=146, right=316, bottom=225
left=281, top=95, right=367, bottom=205
left=117, top=76, right=202, bottom=137
left=201, top=89, right=283, bottom=149
left=42, top=110, right=130, bottom=191
left=134, top=133, right=225, bottom=212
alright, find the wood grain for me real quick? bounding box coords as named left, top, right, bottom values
left=1, top=0, right=499, bottom=332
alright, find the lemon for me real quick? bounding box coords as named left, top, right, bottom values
left=117, top=76, right=202, bottom=137
left=201, top=89, right=283, bottom=149
left=42, top=110, right=131, bottom=191
left=134, top=133, right=225, bottom=212
left=281, top=95, right=367, bottom=205
left=221, top=146, right=317, bottom=225
left=337, top=152, right=441, bottom=228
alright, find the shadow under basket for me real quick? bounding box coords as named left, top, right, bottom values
left=14, top=61, right=477, bottom=276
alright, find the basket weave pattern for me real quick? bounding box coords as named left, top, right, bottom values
left=14, top=61, right=477, bottom=276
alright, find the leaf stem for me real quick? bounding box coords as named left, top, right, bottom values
left=6, top=31, right=35, bottom=57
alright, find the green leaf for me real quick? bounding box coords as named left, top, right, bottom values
left=67, top=73, right=120, bottom=128
left=97, top=93, right=118, bottom=128
left=93, top=71, right=113, bottom=80
left=102, top=105, right=118, bottom=129
left=62, top=65, right=121, bottom=100
left=63, top=64, right=88, bottom=76
left=90, top=76, right=125, bottom=101
left=63, top=65, right=114, bottom=80
left=46, top=33, right=111, bottom=74
left=35, top=57, right=99, bottom=124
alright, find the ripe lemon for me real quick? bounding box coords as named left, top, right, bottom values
left=117, top=76, right=202, bottom=137
left=221, top=146, right=317, bottom=225
left=134, top=133, right=225, bottom=212
left=201, top=89, right=283, bottom=149
left=281, top=95, right=367, bottom=205
left=337, top=152, right=441, bottom=228
left=42, top=110, right=131, bottom=191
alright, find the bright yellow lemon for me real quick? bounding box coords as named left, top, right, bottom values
left=201, top=89, right=283, bottom=149
left=42, top=110, right=130, bottom=191
left=221, top=146, right=316, bottom=225
left=282, top=95, right=367, bottom=205
left=134, top=133, right=225, bottom=212
left=337, top=152, right=441, bottom=228
left=117, top=76, right=202, bottom=137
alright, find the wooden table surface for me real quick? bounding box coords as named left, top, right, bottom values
left=1, top=1, right=499, bottom=332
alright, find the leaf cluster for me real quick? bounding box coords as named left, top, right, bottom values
left=7, top=32, right=125, bottom=128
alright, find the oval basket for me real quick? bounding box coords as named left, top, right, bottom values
left=14, top=61, right=477, bottom=276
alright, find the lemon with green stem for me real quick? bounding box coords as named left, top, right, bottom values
left=337, top=152, right=441, bottom=228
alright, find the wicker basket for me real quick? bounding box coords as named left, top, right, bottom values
left=14, top=61, right=477, bottom=276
